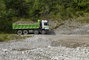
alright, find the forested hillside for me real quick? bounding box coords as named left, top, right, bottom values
left=0, top=0, right=89, bottom=32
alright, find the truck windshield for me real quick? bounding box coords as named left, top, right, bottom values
left=44, top=22, right=48, bottom=26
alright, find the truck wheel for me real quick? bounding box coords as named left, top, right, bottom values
left=17, top=30, right=22, bottom=35
left=34, top=30, right=39, bottom=34
left=23, top=30, right=28, bottom=35
left=41, top=30, right=46, bottom=34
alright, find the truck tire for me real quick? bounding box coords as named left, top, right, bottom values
left=41, top=30, right=46, bottom=34
left=34, top=30, right=39, bottom=34
left=23, top=30, right=28, bottom=35
left=17, top=30, right=22, bottom=35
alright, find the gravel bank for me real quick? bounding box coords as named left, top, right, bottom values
left=55, top=20, right=89, bottom=35
left=0, top=35, right=89, bottom=60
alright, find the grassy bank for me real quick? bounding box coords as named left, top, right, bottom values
left=0, top=34, right=32, bottom=42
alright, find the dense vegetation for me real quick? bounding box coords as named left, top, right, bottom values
left=0, top=0, right=89, bottom=32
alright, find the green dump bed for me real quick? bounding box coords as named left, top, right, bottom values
left=12, top=20, right=40, bottom=29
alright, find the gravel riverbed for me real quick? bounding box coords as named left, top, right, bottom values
left=0, top=35, right=89, bottom=60
left=1, top=22, right=89, bottom=60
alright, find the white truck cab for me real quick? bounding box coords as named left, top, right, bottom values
left=41, top=20, right=49, bottom=30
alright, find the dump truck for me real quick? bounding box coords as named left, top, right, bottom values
left=12, top=20, right=49, bottom=34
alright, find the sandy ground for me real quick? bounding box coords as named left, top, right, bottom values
left=43, top=34, right=89, bottom=48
